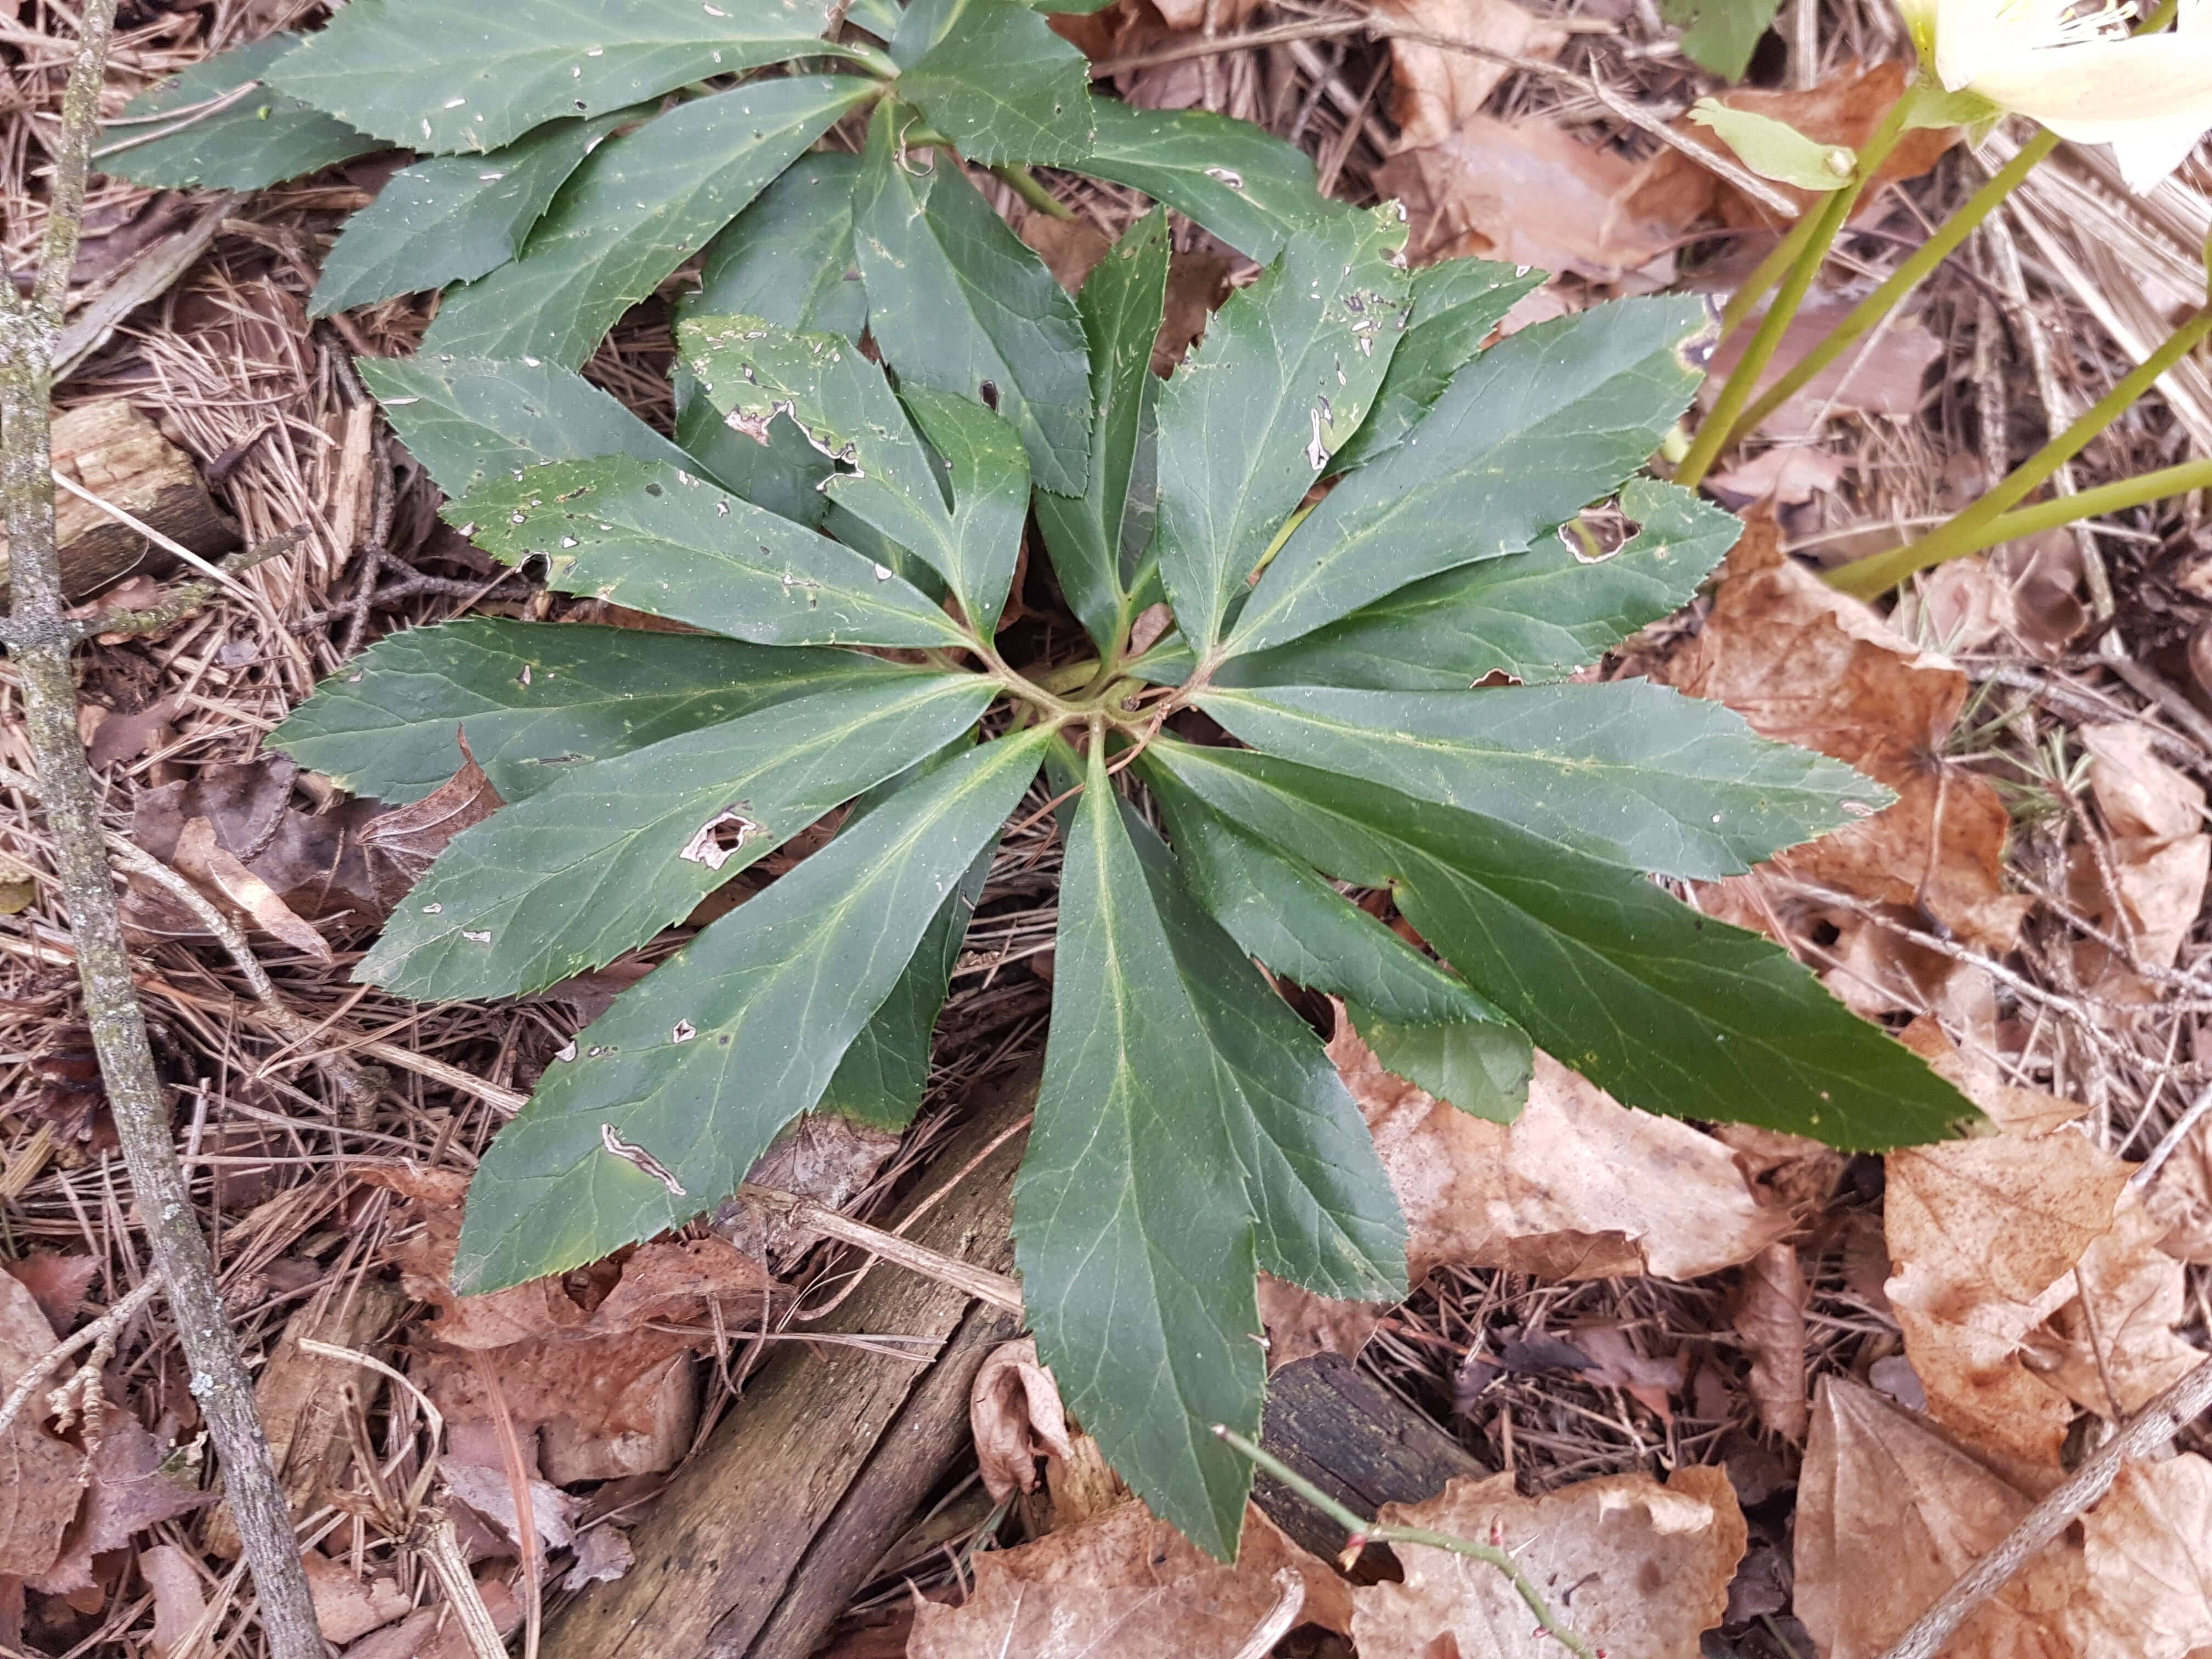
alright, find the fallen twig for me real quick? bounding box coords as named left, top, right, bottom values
left=0, top=1272, right=162, bottom=1439
left=1877, top=1355, right=2212, bottom=1659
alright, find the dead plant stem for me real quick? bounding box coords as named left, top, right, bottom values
left=0, top=5, right=326, bottom=1653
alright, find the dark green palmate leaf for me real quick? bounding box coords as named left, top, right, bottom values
left=853, top=104, right=1093, bottom=493
left=265, top=0, right=855, bottom=153
left=891, top=0, right=1095, bottom=165
left=449, top=455, right=967, bottom=650
left=1330, top=255, right=1545, bottom=474
left=454, top=727, right=1049, bottom=1293
left=421, top=77, right=875, bottom=367
left=358, top=356, right=693, bottom=498
left=1035, top=209, right=1169, bottom=654
left=311, top=110, right=631, bottom=315
left=1017, top=746, right=1405, bottom=1556
left=106, top=35, right=380, bottom=190
left=269, top=617, right=883, bottom=804
left=1218, top=479, right=1740, bottom=691
left=1145, top=740, right=1976, bottom=1149
left=673, top=154, right=867, bottom=524
left=679, top=312, right=1028, bottom=624
left=1222, top=296, right=1713, bottom=660
left=1200, top=680, right=1884, bottom=881
left=1082, top=100, right=1341, bottom=264
left=1346, top=1004, right=1534, bottom=1125
left=359, top=672, right=990, bottom=1000
left=1151, top=207, right=1410, bottom=652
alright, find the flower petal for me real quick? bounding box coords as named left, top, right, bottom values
left=1960, top=32, right=2212, bottom=189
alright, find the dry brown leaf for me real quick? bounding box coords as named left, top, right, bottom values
left=138, top=1542, right=208, bottom=1659
left=442, top=1461, right=579, bottom=1565
left=1735, top=1242, right=1810, bottom=1441
left=1154, top=249, right=1233, bottom=376
left=0, top=1273, right=89, bottom=1579
left=1019, top=216, right=1111, bottom=294
left=32, top=1411, right=212, bottom=1595
left=1377, top=0, right=1568, bottom=149
left=717, top=1111, right=902, bottom=1269
left=2078, top=723, right=2210, bottom=989
left=2144, top=1119, right=2212, bottom=1264
left=562, top=1525, right=634, bottom=1592
left=1713, top=1122, right=1847, bottom=1217
left=1375, top=114, right=1681, bottom=283
left=1897, top=1018, right=2083, bottom=1137
left=353, top=741, right=504, bottom=884
left=970, top=1338, right=1075, bottom=1504
left=1796, top=1376, right=2086, bottom=1659
left=1255, top=1273, right=1382, bottom=1370
left=1706, top=443, right=1848, bottom=507
left=1884, top=1120, right=2128, bottom=1468
left=302, top=1551, right=412, bottom=1645
left=1902, top=538, right=2087, bottom=663
left=1351, top=1465, right=1745, bottom=1659
left=1570, top=1323, right=1685, bottom=1421
left=2037, top=1187, right=2203, bottom=1421
left=1333, top=1022, right=1788, bottom=1281
left=907, top=1500, right=1352, bottom=1657
left=173, top=815, right=335, bottom=963
left=0, top=1253, right=100, bottom=1333
left=2074, top=1455, right=2212, bottom=1657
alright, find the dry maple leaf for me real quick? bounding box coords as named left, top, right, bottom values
left=1377, top=0, right=1568, bottom=150
left=970, top=1338, right=1076, bottom=1504
left=1332, top=1020, right=1789, bottom=1282
left=906, top=1499, right=1352, bottom=1658
left=1350, top=1465, right=1745, bottom=1659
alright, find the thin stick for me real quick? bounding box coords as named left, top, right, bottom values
left=1878, top=1356, right=2212, bottom=1659
left=48, top=468, right=261, bottom=599
left=1214, top=1426, right=1597, bottom=1659
left=0, top=1273, right=162, bottom=1438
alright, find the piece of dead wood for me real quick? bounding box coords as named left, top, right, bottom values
left=0, top=400, right=237, bottom=602
left=540, top=1072, right=1038, bottom=1659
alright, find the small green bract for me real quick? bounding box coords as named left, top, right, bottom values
left=127, top=0, right=1979, bottom=1558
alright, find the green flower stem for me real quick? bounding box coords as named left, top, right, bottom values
left=1718, top=129, right=2059, bottom=454
left=1831, top=456, right=2212, bottom=599
left=1678, top=92, right=1920, bottom=489
left=1832, top=304, right=2212, bottom=598
left=1718, top=213, right=1821, bottom=340
left=993, top=162, right=1076, bottom=219
left=1211, top=1426, right=1598, bottom=1659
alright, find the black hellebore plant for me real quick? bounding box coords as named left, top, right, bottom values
left=114, top=0, right=1975, bottom=1554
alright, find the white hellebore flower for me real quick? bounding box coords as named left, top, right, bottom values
left=1898, top=0, right=2212, bottom=190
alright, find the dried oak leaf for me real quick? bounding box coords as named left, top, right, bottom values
left=0, top=1273, right=89, bottom=1579
left=1734, top=1241, right=1811, bottom=1442
left=1796, top=1376, right=2087, bottom=1659
left=907, top=1500, right=1351, bottom=1658
left=970, top=1338, right=1075, bottom=1504
left=1374, top=113, right=1684, bottom=283
left=1378, top=0, right=1568, bottom=150
left=1637, top=513, right=2030, bottom=1016
left=1333, top=1019, right=1789, bottom=1282
left=1351, top=1465, right=1745, bottom=1659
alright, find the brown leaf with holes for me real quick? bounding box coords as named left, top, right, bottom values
left=1376, top=0, right=1568, bottom=150
left=969, top=1338, right=1075, bottom=1504
left=1634, top=513, right=2030, bottom=1018
left=1735, top=1242, right=1810, bottom=1441
left=1333, top=1019, right=1788, bottom=1282
left=1375, top=114, right=1684, bottom=283
left=0, top=1273, right=89, bottom=1579
left=907, top=1500, right=1351, bottom=1658
left=1351, top=1466, right=1745, bottom=1659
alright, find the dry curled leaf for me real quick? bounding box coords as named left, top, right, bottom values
left=1333, top=1022, right=1788, bottom=1282
left=353, top=740, right=504, bottom=883
left=1735, top=1242, right=1811, bottom=1441
left=1377, top=0, right=1568, bottom=149
left=970, top=1338, right=1075, bottom=1504
left=907, top=1500, right=1351, bottom=1658
left=173, top=814, right=335, bottom=963
left=1351, top=1465, right=1746, bottom=1659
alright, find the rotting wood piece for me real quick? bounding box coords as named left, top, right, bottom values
left=0, top=399, right=238, bottom=602
left=1252, top=1350, right=1491, bottom=1565
left=542, top=1073, right=1036, bottom=1659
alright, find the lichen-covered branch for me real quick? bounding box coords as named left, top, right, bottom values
left=0, top=7, right=325, bottom=1655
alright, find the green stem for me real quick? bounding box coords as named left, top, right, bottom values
left=1678, top=92, right=1920, bottom=488
left=1831, top=457, right=2212, bottom=597
left=994, top=162, right=1076, bottom=219
left=1212, top=1427, right=1598, bottom=1659
left=1720, top=129, right=2059, bottom=454
left=1833, top=305, right=2212, bottom=598
left=1718, top=212, right=1820, bottom=341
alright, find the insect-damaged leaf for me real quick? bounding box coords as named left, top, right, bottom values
left=1083, top=100, right=1342, bottom=265
left=1200, top=680, right=1883, bottom=881
left=853, top=104, right=1093, bottom=493
left=420, top=77, right=874, bottom=368
left=1017, top=746, right=1404, bottom=1558
left=266, top=0, right=853, bottom=153
left=1218, top=479, right=1739, bottom=691
left=357, top=672, right=991, bottom=1001
left=312, top=110, right=632, bottom=315
left=1151, top=206, right=1409, bottom=652
left=104, top=34, right=380, bottom=191
left=1147, top=740, right=1975, bottom=1150
left=454, top=728, right=1048, bottom=1293
left=891, top=0, right=1095, bottom=166
left=449, top=455, right=967, bottom=650
left=1223, top=296, right=1712, bottom=661
left=270, top=617, right=889, bottom=806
